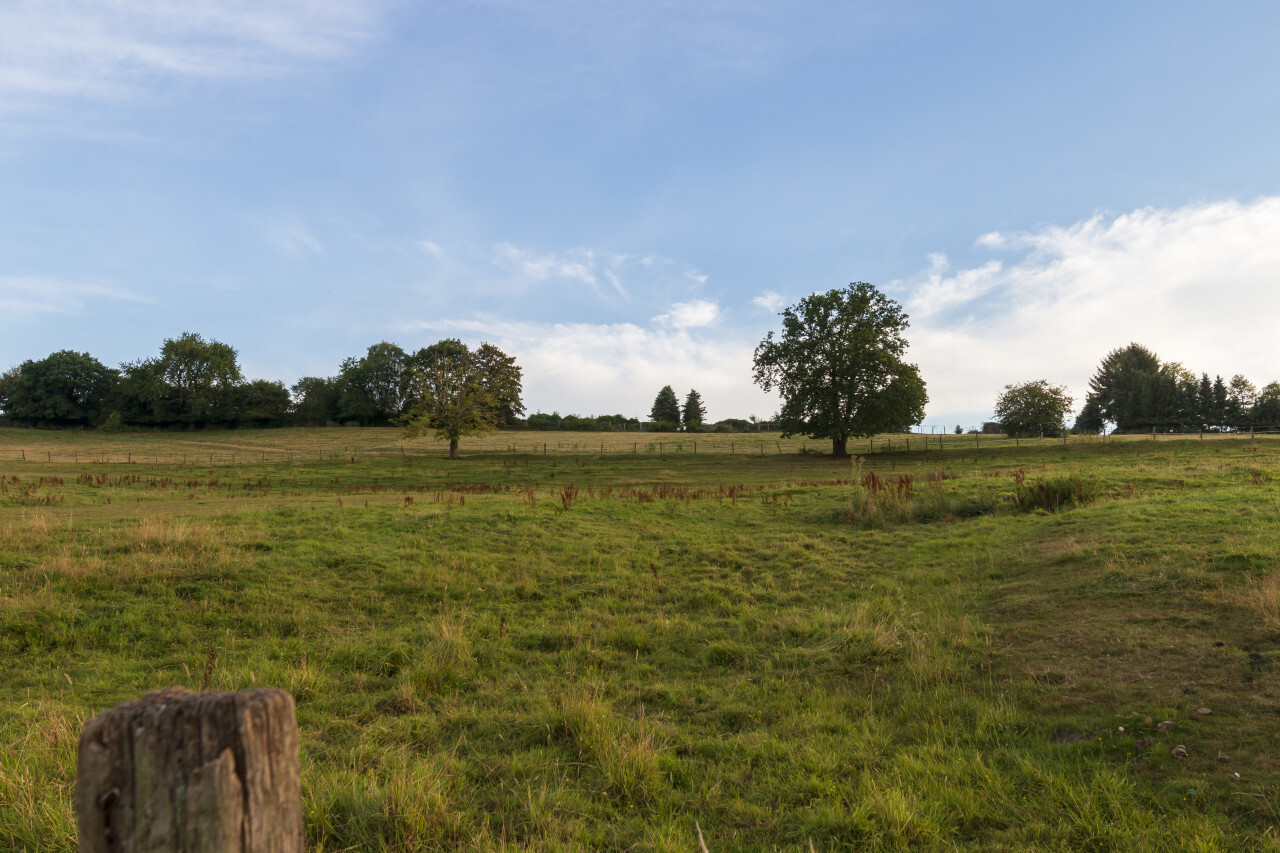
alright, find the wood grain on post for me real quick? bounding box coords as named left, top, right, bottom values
left=77, top=686, right=302, bottom=853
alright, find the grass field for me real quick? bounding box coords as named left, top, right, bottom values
left=1, top=426, right=1279, bottom=851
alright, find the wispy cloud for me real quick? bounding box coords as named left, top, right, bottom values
left=0, top=0, right=381, bottom=121
left=417, top=240, right=447, bottom=260
left=413, top=239, right=706, bottom=307
left=654, top=299, right=720, bottom=329
left=0, top=275, right=152, bottom=318
left=492, top=242, right=600, bottom=292
left=898, top=197, right=1280, bottom=423
left=263, top=220, right=325, bottom=258
left=751, top=290, right=785, bottom=313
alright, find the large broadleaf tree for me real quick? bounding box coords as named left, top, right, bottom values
left=753, top=282, right=927, bottom=457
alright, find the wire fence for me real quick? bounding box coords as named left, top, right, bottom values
left=2, top=427, right=1280, bottom=466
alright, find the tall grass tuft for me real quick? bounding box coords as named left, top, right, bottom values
left=1010, top=475, right=1102, bottom=513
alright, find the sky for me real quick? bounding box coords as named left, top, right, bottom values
left=3, top=1, right=1280, bottom=429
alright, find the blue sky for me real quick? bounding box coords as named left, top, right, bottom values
left=4, top=1, right=1280, bottom=428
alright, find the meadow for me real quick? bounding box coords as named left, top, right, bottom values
left=1, top=427, right=1278, bottom=851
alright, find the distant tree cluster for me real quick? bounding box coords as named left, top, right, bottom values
left=523, top=413, right=642, bottom=431
left=1075, top=343, right=1280, bottom=433
left=0, top=336, right=523, bottom=443
left=648, top=386, right=708, bottom=431
left=290, top=340, right=523, bottom=431
left=0, top=335, right=290, bottom=430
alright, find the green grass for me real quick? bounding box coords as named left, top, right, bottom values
left=2, top=427, right=1279, bottom=850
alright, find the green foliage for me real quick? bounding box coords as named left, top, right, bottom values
left=0, top=351, right=118, bottom=427
left=233, top=380, right=291, bottom=428
left=1010, top=473, right=1102, bottom=512
left=337, top=342, right=411, bottom=426
left=993, top=380, right=1074, bottom=438
left=523, top=412, right=639, bottom=431
left=649, top=385, right=680, bottom=429
left=158, top=332, right=242, bottom=427
left=290, top=376, right=341, bottom=426
left=399, top=339, right=523, bottom=459
left=753, top=282, right=927, bottom=456
left=112, top=359, right=176, bottom=428
left=681, top=389, right=706, bottom=431
left=1082, top=344, right=1278, bottom=433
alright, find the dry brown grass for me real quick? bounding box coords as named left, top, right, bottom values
left=1242, top=571, right=1280, bottom=631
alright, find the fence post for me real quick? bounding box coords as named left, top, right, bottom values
left=77, top=686, right=302, bottom=852
left=21, top=449, right=25, bottom=460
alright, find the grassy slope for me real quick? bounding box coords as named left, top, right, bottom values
left=1, top=428, right=1278, bottom=851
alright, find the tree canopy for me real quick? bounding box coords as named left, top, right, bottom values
left=1077, top=343, right=1272, bottom=433
left=993, top=380, right=1074, bottom=437
left=158, top=332, right=242, bottom=426
left=0, top=350, right=117, bottom=427
left=682, top=389, right=706, bottom=431
left=399, top=339, right=524, bottom=459
left=336, top=342, right=411, bottom=426
left=752, top=282, right=927, bottom=457
left=649, top=385, right=681, bottom=429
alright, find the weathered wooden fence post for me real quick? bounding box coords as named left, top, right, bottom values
left=77, top=686, right=302, bottom=852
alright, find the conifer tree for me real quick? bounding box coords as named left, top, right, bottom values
left=682, top=389, right=706, bottom=431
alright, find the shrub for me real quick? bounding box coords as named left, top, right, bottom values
left=1010, top=474, right=1101, bottom=513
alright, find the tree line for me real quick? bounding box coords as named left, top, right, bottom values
left=991, top=344, right=1280, bottom=438
left=1074, top=343, right=1280, bottom=433
left=0, top=335, right=522, bottom=440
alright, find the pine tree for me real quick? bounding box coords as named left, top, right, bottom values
left=649, top=385, right=681, bottom=429
left=1212, top=375, right=1228, bottom=429
left=682, top=389, right=706, bottom=431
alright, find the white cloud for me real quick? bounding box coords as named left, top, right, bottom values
left=0, top=275, right=152, bottom=318
left=484, top=241, right=708, bottom=306
left=492, top=242, right=600, bottom=294
left=418, top=240, right=446, bottom=260
left=407, top=316, right=777, bottom=420
left=900, top=197, right=1280, bottom=425
left=263, top=221, right=324, bottom=258
left=751, top=290, right=785, bottom=313
left=0, top=1, right=380, bottom=120
left=654, top=299, right=720, bottom=329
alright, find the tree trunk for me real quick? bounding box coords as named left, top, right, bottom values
left=832, top=436, right=848, bottom=458
left=449, top=438, right=459, bottom=460
left=77, top=686, right=302, bottom=853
